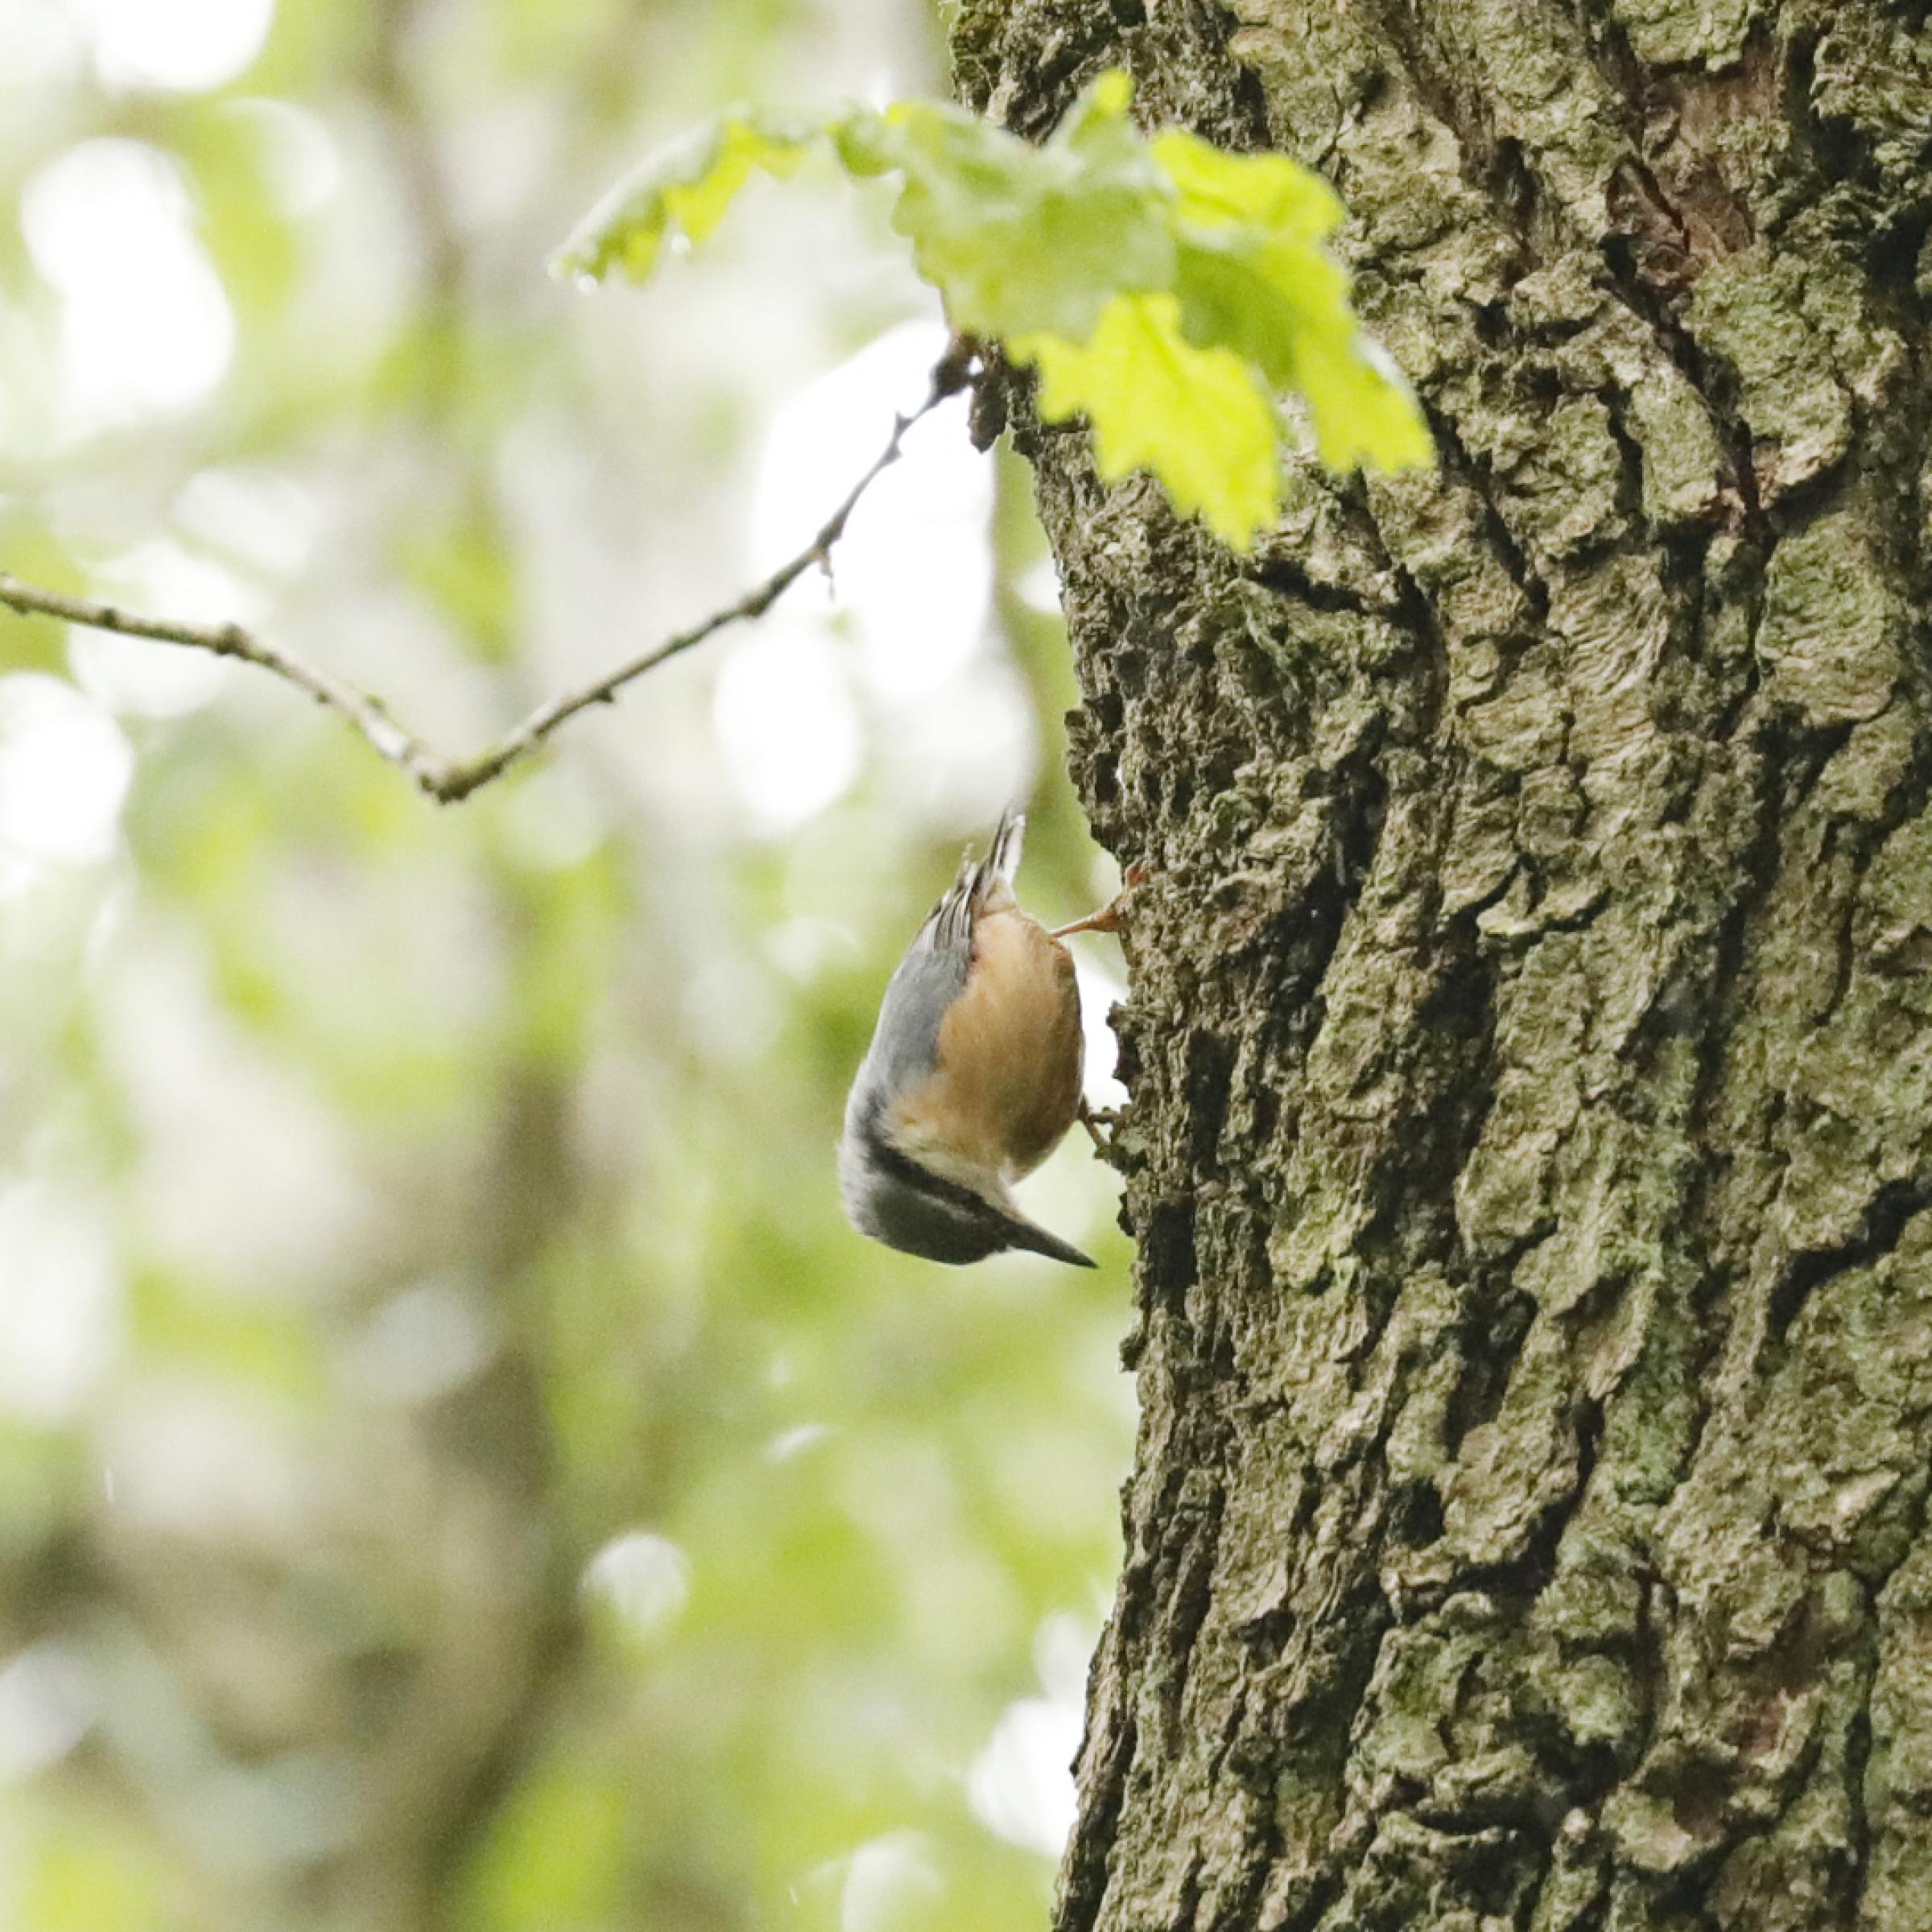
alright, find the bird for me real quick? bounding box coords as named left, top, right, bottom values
left=837, top=809, right=1125, bottom=1266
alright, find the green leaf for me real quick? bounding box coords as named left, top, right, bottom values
left=1171, top=238, right=1432, bottom=473
left=1290, top=313, right=1439, bottom=473
left=1154, top=126, right=1432, bottom=476
left=556, top=112, right=816, bottom=282
left=834, top=96, right=1174, bottom=345
left=1014, top=293, right=1283, bottom=548
left=1151, top=127, right=1345, bottom=242
left=563, top=71, right=1435, bottom=550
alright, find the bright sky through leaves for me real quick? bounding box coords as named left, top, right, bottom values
left=63, top=0, right=275, bottom=93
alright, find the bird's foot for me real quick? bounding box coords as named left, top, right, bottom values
left=1051, top=863, right=1149, bottom=940
left=1079, top=1099, right=1122, bottom=1151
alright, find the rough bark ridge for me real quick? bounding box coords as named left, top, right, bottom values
left=951, top=2, right=1932, bottom=1926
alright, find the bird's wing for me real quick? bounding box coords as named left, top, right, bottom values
left=848, top=810, right=1026, bottom=1116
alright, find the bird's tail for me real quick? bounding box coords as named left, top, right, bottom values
left=983, top=806, right=1026, bottom=890
left=938, top=808, right=1027, bottom=946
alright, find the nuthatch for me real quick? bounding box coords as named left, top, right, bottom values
left=839, top=810, right=1123, bottom=1268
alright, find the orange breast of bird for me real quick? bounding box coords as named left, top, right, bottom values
left=892, top=908, right=1084, bottom=1182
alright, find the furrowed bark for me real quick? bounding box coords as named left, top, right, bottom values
left=951, top=3, right=1932, bottom=1926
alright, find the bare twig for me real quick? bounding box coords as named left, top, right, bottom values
left=0, top=572, right=455, bottom=789
left=0, top=345, right=977, bottom=805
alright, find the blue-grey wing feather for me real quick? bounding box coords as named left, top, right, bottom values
left=852, top=925, right=971, bottom=1107
left=847, top=807, right=1026, bottom=1124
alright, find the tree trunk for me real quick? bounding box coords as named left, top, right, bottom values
left=950, top=3, right=1932, bottom=1926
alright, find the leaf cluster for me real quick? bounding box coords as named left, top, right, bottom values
left=559, top=72, right=1432, bottom=548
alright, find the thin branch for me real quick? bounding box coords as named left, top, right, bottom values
left=0, top=572, right=455, bottom=791
left=0, top=343, right=977, bottom=805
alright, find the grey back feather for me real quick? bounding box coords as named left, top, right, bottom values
left=846, top=809, right=1026, bottom=1117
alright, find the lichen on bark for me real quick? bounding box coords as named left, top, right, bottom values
left=948, top=1, right=1932, bottom=1926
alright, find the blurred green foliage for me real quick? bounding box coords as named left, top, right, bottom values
left=0, top=2, right=1133, bottom=1928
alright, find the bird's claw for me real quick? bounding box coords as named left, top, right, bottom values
left=1051, top=862, right=1150, bottom=941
